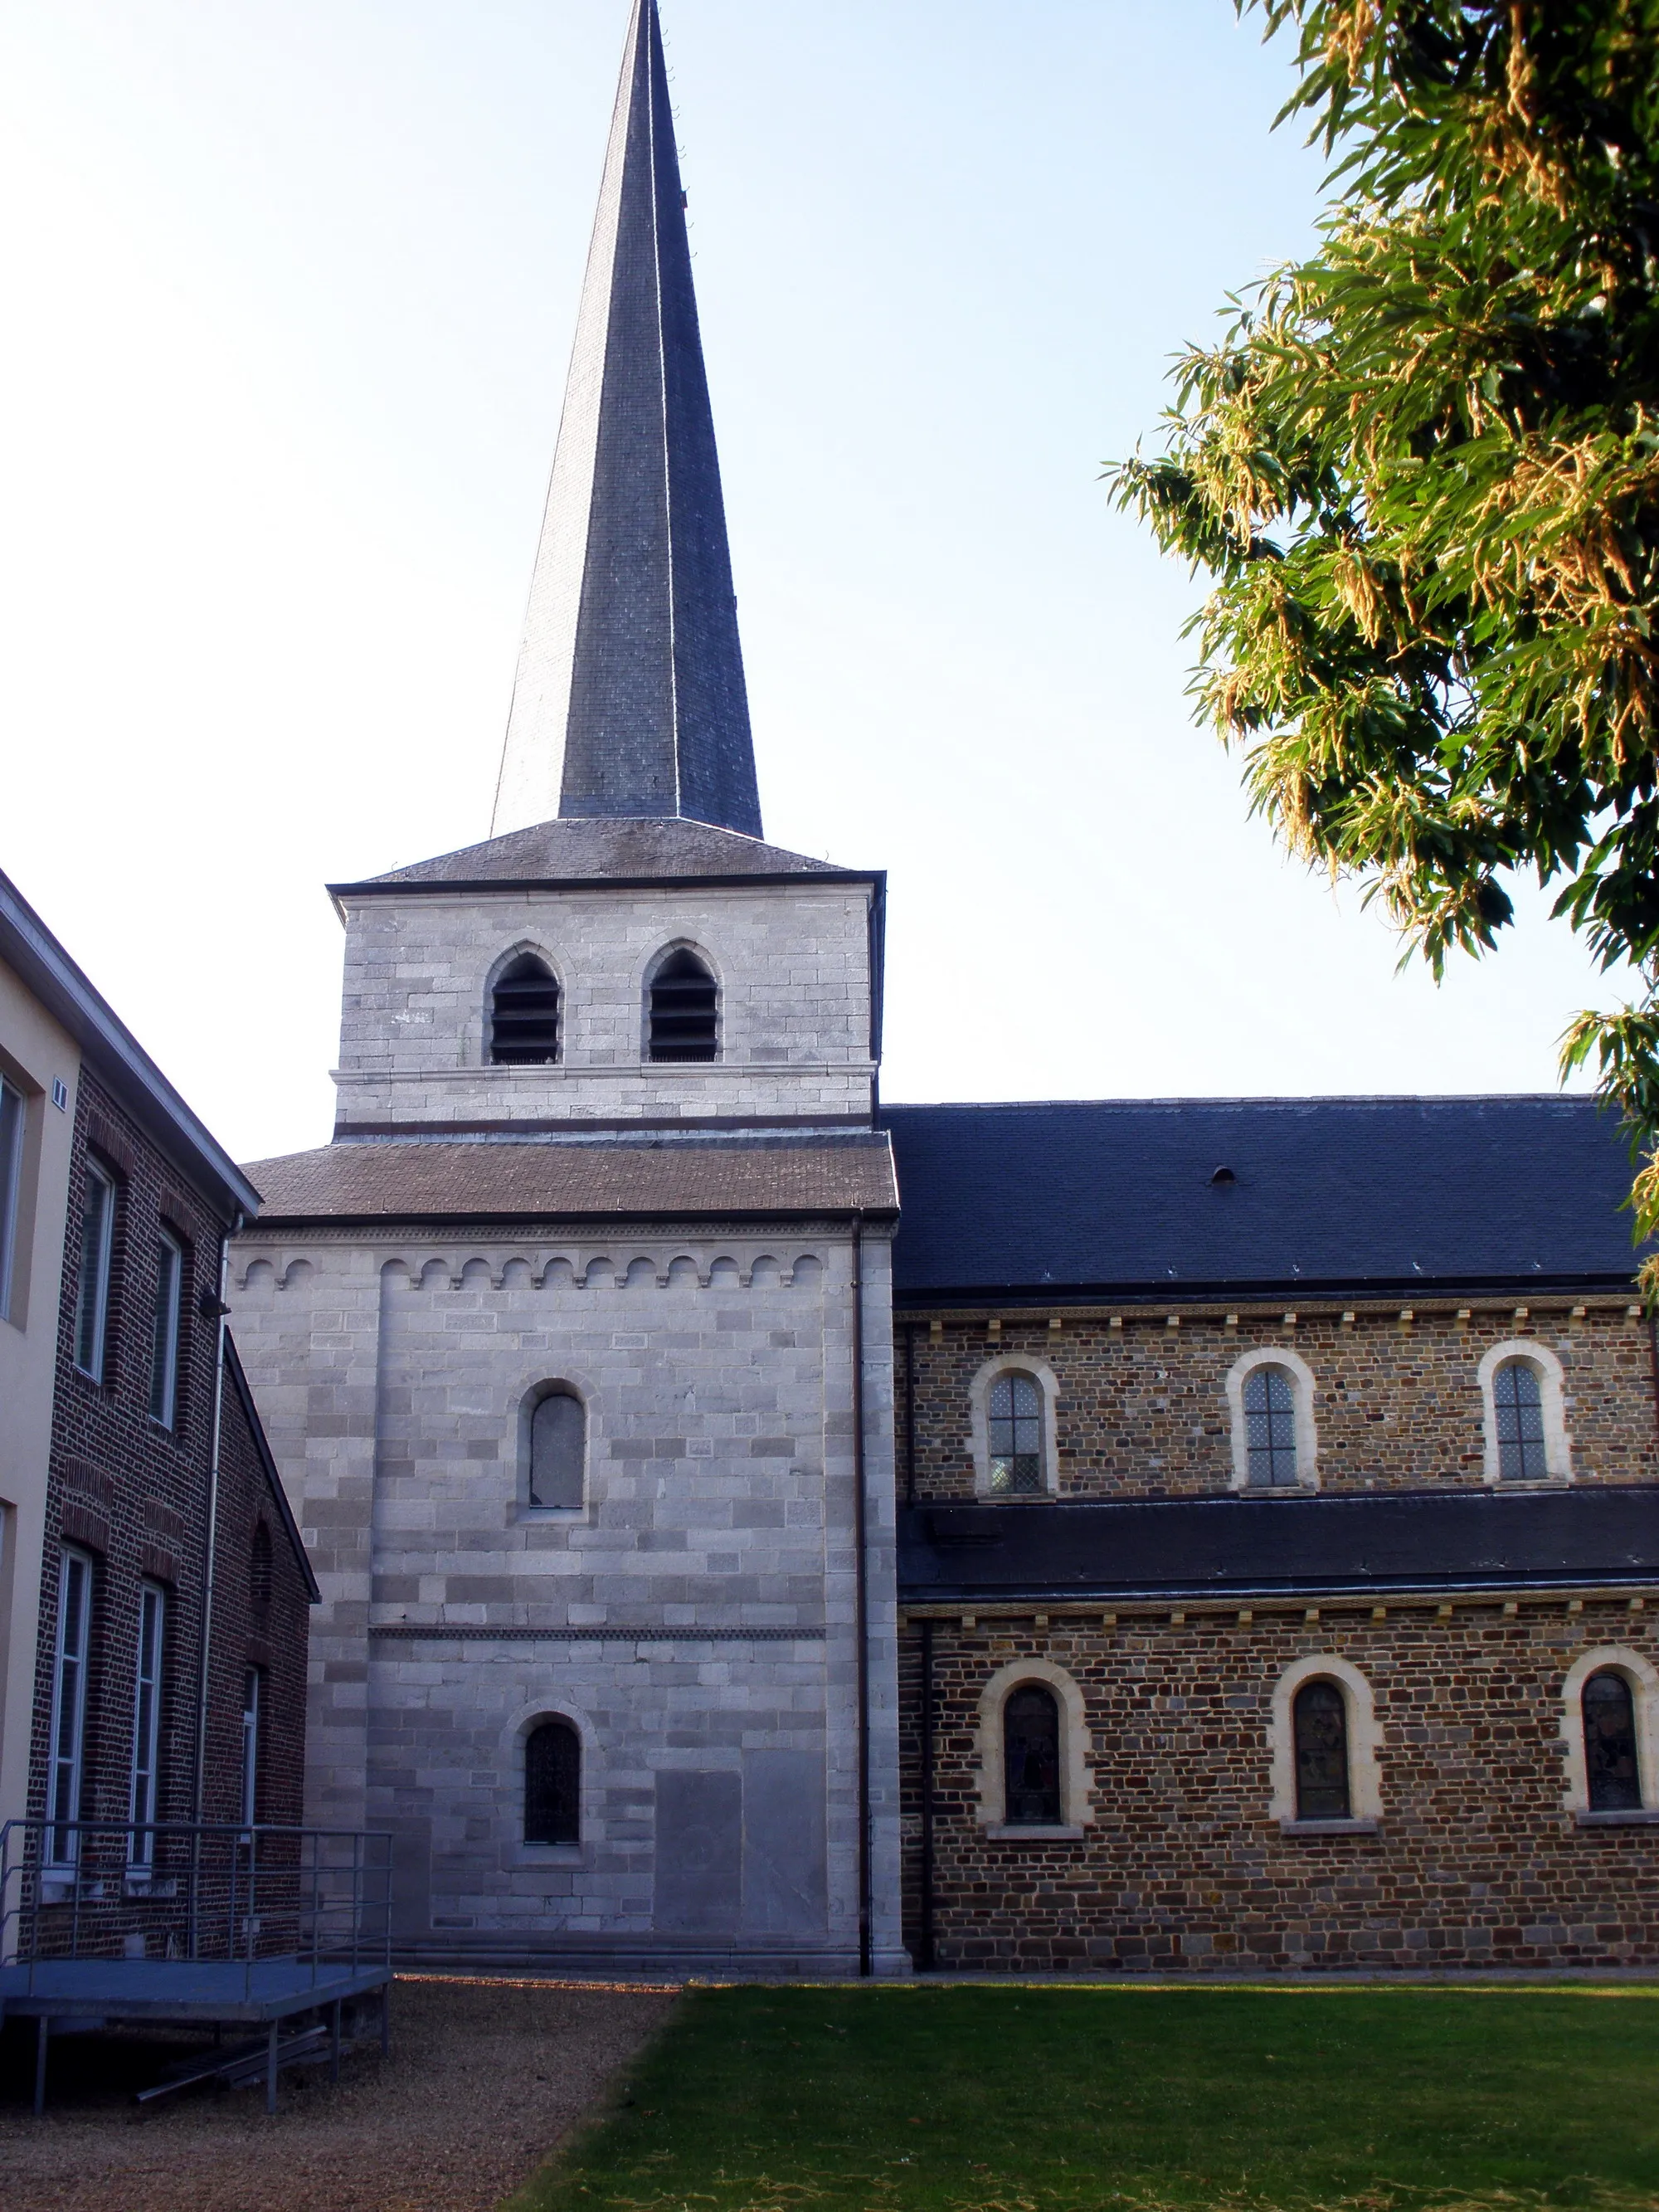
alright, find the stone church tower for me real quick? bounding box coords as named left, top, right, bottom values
left=230, top=0, right=906, bottom=1975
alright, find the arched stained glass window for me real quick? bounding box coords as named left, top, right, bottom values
left=1004, top=1684, right=1062, bottom=1825
left=490, top=953, right=561, bottom=1065
left=529, top=1391, right=585, bottom=1510
left=988, top=1372, right=1044, bottom=1494
left=1584, top=1670, right=1642, bottom=1811
left=1494, top=1358, right=1548, bottom=1480
left=649, top=949, right=718, bottom=1062
left=1244, top=1365, right=1298, bottom=1487
left=524, top=1719, right=581, bottom=1844
left=1293, top=1679, right=1351, bottom=1820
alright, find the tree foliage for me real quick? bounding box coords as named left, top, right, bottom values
left=1107, top=0, right=1659, bottom=1281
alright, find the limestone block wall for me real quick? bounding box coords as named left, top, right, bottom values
left=899, top=1597, right=1659, bottom=1971
left=896, top=1301, right=1658, bottom=1500
left=332, top=882, right=877, bottom=1128
left=227, top=1225, right=905, bottom=1972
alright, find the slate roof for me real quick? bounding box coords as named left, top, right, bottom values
left=492, top=0, right=761, bottom=841
left=898, top=1488, right=1659, bottom=1604
left=241, top=1135, right=898, bottom=1227
left=882, top=1095, right=1644, bottom=1303
left=346, top=816, right=865, bottom=894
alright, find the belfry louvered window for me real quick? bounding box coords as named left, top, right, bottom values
left=1243, top=1364, right=1298, bottom=1486
left=1493, top=1358, right=1548, bottom=1480
left=988, top=1372, right=1044, bottom=1493
left=525, top=1719, right=581, bottom=1844
left=1004, top=1684, right=1062, bottom=1825
left=1584, top=1670, right=1642, bottom=1811
left=489, top=953, right=561, bottom=1065
left=649, top=949, right=718, bottom=1061
left=1293, top=1679, right=1350, bottom=1820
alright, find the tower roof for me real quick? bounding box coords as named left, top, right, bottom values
left=492, top=0, right=761, bottom=842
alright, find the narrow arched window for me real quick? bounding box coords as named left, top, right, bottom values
left=529, top=1390, right=585, bottom=1510
left=1584, top=1670, right=1642, bottom=1811
left=1004, top=1684, right=1061, bottom=1825
left=524, top=1718, right=581, bottom=1844
left=1493, top=1358, right=1547, bottom=1480
left=1244, top=1364, right=1298, bottom=1487
left=489, top=953, right=561, bottom=1065
left=1293, top=1679, right=1350, bottom=1820
left=250, top=1522, right=273, bottom=1610
left=988, top=1372, right=1044, bottom=1494
left=648, top=949, right=718, bottom=1062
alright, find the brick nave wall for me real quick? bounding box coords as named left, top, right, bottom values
left=894, top=1304, right=1658, bottom=1503
left=899, top=1600, right=1659, bottom=1972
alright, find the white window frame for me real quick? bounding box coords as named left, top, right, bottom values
left=129, top=1581, right=166, bottom=1867
left=74, top=1159, right=115, bottom=1382
left=148, top=1228, right=183, bottom=1429
left=1270, top=1654, right=1383, bottom=1831
left=1225, top=1346, right=1319, bottom=1492
left=241, top=1665, right=263, bottom=1831
left=1477, top=1340, right=1571, bottom=1484
left=0, top=1076, right=25, bottom=1326
left=1559, top=1647, right=1659, bottom=1820
left=975, top=1656, right=1093, bottom=1839
left=967, top=1356, right=1060, bottom=1498
left=47, top=1547, right=94, bottom=1869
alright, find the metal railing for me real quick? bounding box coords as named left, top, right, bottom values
left=0, top=1819, right=392, bottom=1999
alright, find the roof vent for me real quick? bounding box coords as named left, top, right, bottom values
left=1209, top=1165, right=1237, bottom=1186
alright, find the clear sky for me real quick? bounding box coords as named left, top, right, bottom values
left=0, top=1, right=1624, bottom=1167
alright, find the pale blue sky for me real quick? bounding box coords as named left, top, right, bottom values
left=0, top=1, right=1619, bottom=1163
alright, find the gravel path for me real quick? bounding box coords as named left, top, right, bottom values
left=0, top=1975, right=679, bottom=2212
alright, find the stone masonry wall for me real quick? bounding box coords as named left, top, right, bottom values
left=900, top=1597, right=1659, bottom=1971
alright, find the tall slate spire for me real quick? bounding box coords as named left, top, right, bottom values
left=491, top=0, right=762, bottom=841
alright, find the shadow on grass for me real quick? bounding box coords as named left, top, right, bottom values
left=506, top=1985, right=1659, bottom=2212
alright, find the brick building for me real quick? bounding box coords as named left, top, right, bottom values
left=0, top=866, right=314, bottom=1877
left=226, top=0, right=1658, bottom=1976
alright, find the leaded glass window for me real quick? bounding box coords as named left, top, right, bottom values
left=1493, top=1359, right=1548, bottom=1480
left=529, top=1390, right=585, bottom=1509
left=1003, top=1684, right=1062, bottom=1825
left=988, top=1372, right=1044, bottom=1494
left=1293, top=1678, right=1350, bottom=1820
left=525, top=1719, right=581, bottom=1844
left=1244, top=1364, right=1298, bottom=1487
left=1584, top=1670, right=1642, bottom=1811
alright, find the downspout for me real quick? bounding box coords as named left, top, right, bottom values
left=850, top=1211, right=872, bottom=1978
left=192, top=1224, right=236, bottom=1824
left=918, top=1615, right=936, bottom=1972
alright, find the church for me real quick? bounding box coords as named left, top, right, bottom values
left=227, top=0, right=1659, bottom=1977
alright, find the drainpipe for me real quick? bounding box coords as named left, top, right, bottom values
left=192, top=1225, right=236, bottom=1825
left=918, top=1615, right=936, bottom=1972
left=850, top=1211, right=872, bottom=1978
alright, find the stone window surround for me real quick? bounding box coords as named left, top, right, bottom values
left=975, top=1655, right=1093, bottom=1840
left=1225, top=1344, right=1319, bottom=1493
left=1477, top=1338, right=1572, bottom=1484
left=640, top=937, right=723, bottom=1065
left=516, top=1372, right=596, bottom=1521
left=483, top=938, right=566, bottom=1067
left=504, top=1696, right=595, bottom=1864
left=1560, top=1645, right=1659, bottom=1825
left=967, top=1354, right=1059, bottom=1498
left=1270, top=1653, right=1383, bottom=1834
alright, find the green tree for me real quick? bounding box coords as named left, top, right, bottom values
left=1107, top=0, right=1659, bottom=1284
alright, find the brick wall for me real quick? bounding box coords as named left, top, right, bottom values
left=895, top=1303, right=1658, bottom=1501
left=900, top=1598, right=1659, bottom=1971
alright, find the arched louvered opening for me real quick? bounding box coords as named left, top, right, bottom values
left=1293, top=1679, right=1350, bottom=1820
left=648, top=949, right=718, bottom=1062
left=1003, top=1683, right=1062, bottom=1825
left=1493, top=1357, right=1547, bottom=1479
left=524, top=1718, right=581, bottom=1844
left=489, top=953, right=561, bottom=1065
left=1584, top=1669, right=1642, bottom=1810
left=250, top=1522, right=273, bottom=1610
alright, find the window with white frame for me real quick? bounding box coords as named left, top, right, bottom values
left=74, top=1160, right=115, bottom=1381
left=0, top=1077, right=24, bottom=1325
left=47, top=1548, right=94, bottom=1868
left=970, top=1358, right=1058, bottom=1497
left=129, top=1581, right=166, bottom=1865
left=1226, top=1347, right=1317, bottom=1491
left=241, top=1666, right=264, bottom=1830
left=1270, top=1654, right=1383, bottom=1830
left=974, top=1658, right=1093, bottom=1836
left=1477, top=1341, right=1569, bottom=1484
left=1561, top=1648, right=1657, bottom=1817
left=148, top=1229, right=183, bottom=1429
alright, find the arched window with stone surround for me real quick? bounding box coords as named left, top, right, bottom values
left=528, top=1389, right=586, bottom=1510
left=523, top=1719, right=581, bottom=1844
left=1003, top=1684, right=1062, bottom=1825
left=489, top=953, right=561, bottom=1065
left=1584, top=1669, right=1642, bottom=1811
left=648, top=948, right=718, bottom=1062
left=1293, top=1678, right=1351, bottom=1820
left=988, top=1372, right=1044, bottom=1494
left=1244, top=1364, right=1299, bottom=1487
left=1493, top=1357, right=1548, bottom=1481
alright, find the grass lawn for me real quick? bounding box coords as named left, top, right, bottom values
left=512, top=1985, right=1659, bottom=2212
